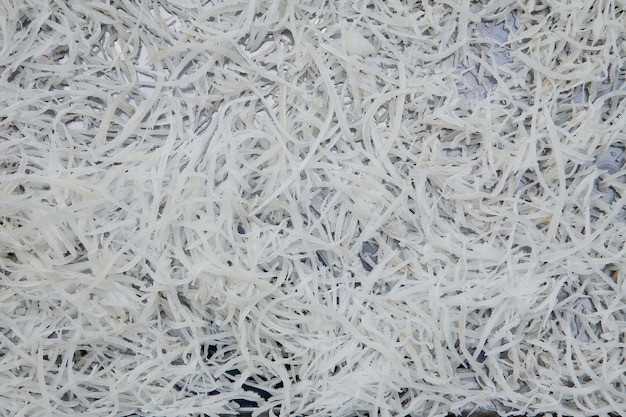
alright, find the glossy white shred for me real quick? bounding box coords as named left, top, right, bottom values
left=0, top=0, right=625, bottom=416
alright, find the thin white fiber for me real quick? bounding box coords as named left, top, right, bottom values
left=1, top=0, right=625, bottom=417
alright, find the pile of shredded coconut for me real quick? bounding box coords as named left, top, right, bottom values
left=1, top=0, right=625, bottom=416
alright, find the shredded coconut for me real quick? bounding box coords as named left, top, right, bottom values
left=0, top=0, right=625, bottom=416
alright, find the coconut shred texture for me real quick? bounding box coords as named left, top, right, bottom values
left=1, top=0, right=625, bottom=416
